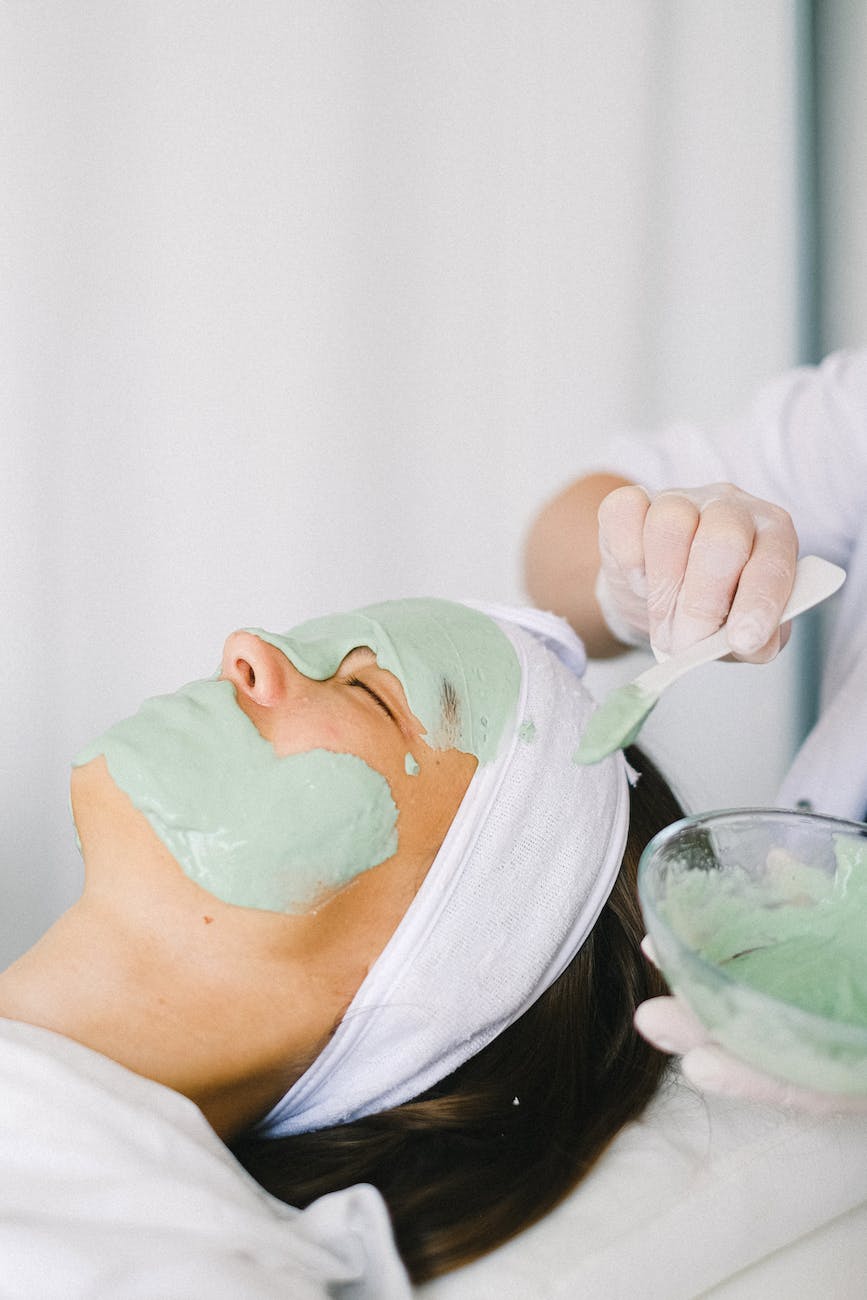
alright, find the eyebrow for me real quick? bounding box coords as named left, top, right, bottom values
left=440, top=678, right=461, bottom=746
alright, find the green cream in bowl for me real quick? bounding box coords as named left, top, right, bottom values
left=639, top=808, right=867, bottom=1094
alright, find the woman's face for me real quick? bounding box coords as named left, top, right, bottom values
left=219, top=628, right=479, bottom=886
left=73, top=599, right=519, bottom=919
left=73, top=634, right=481, bottom=919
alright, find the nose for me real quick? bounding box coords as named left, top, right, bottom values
left=221, top=630, right=295, bottom=707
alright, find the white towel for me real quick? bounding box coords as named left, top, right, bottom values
left=255, top=605, right=630, bottom=1136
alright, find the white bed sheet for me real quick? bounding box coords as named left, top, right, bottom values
left=0, top=1018, right=412, bottom=1299
left=419, top=1070, right=867, bottom=1299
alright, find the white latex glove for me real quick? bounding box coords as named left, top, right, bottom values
left=594, top=482, right=799, bottom=662
left=634, top=938, right=867, bottom=1114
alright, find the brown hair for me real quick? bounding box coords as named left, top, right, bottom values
left=231, top=745, right=682, bottom=1283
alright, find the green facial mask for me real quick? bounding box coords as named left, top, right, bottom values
left=73, top=678, right=400, bottom=913
left=254, top=598, right=520, bottom=765
left=660, top=834, right=867, bottom=1027
left=73, top=598, right=520, bottom=915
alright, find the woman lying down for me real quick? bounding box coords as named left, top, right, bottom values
left=0, top=598, right=682, bottom=1297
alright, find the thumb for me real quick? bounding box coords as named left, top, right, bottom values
left=633, top=995, right=712, bottom=1055
left=682, top=1045, right=867, bottom=1113
left=640, top=934, right=659, bottom=967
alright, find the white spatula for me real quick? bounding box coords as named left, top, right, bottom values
left=574, top=554, right=846, bottom=765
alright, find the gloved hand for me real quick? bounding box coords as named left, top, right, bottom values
left=594, top=482, right=799, bottom=662
left=634, top=938, right=867, bottom=1114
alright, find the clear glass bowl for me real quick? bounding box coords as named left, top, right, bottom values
left=638, top=808, right=867, bottom=1094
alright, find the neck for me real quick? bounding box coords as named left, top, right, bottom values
left=0, top=887, right=312, bottom=1139
left=2, top=759, right=401, bottom=1142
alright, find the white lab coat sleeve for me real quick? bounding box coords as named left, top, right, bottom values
left=598, top=347, right=867, bottom=567
left=594, top=346, right=867, bottom=819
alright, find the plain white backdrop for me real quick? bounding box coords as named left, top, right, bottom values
left=1, top=1, right=864, bottom=966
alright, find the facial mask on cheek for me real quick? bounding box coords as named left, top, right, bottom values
left=254, top=597, right=521, bottom=765
left=73, top=679, right=398, bottom=913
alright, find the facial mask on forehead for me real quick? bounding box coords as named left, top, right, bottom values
left=253, top=597, right=521, bottom=764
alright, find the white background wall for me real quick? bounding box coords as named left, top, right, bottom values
left=0, top=1, right=837, bottom=966
left=819, top=1, right=867, bottom=354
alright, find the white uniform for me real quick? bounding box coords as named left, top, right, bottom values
left=0, top=1017, right=411, bottom=1300
left=600, top=347, right=867, bottom=822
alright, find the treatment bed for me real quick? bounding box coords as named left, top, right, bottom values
left=6, top=1016, right=865, bottom=1297
left=420, top=1067, right=867, bottom=1298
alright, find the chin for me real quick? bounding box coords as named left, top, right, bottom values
left=70, top=755, right=101, bottom=821
left=69, top=756, right=142, bottom=865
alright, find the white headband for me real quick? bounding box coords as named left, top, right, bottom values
left=254, top=605, right=631, bottom=1137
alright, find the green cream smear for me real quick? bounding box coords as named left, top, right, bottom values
left=660, top=836, right=867, bottom=1025
left=74, top=679, right=399, bottom=913
left=518, top=720, right=536, bottom=744
left=573, top=682, right=656, bottom=764
left=653, top=834, right=867, bottom=1092
left=74, top=598, right=520, bottom=915
left=404, top=753, right=420, bottom=777
left=253, top=598, right=520, bottom=765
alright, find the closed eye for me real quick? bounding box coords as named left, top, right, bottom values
left=346, top=675, right=397, bottom=723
